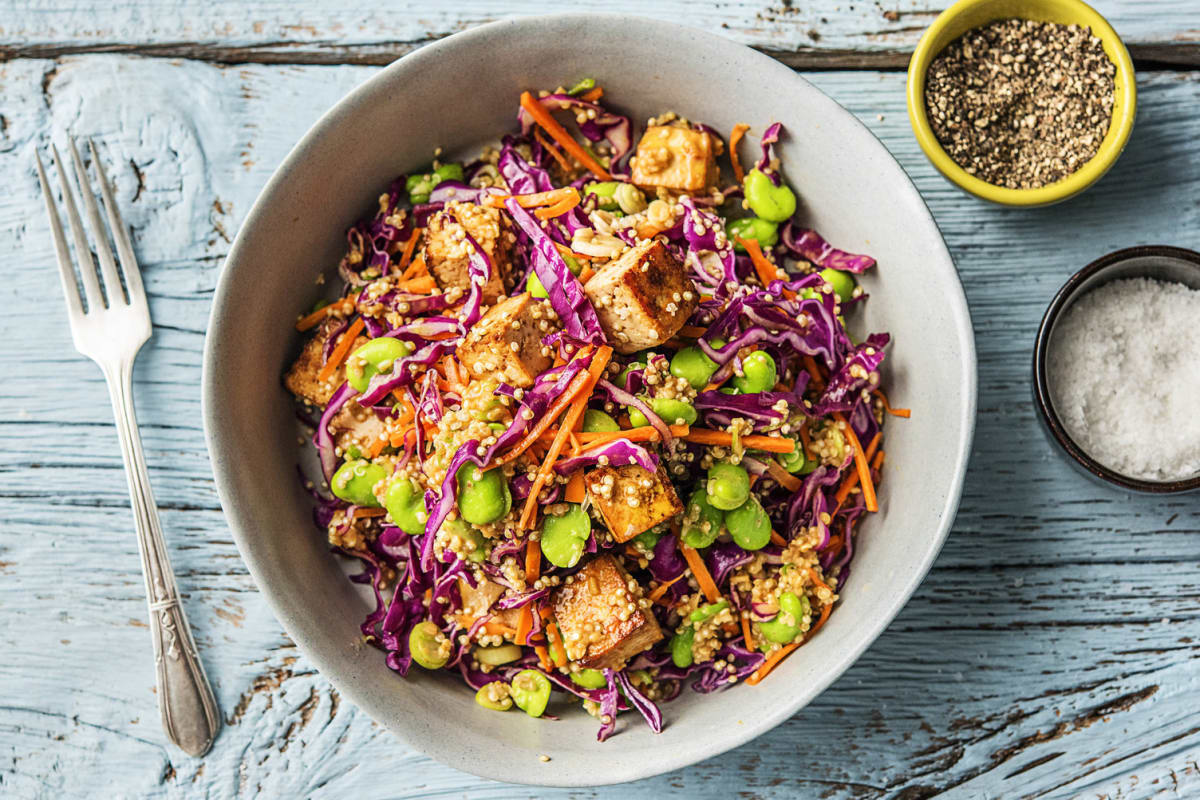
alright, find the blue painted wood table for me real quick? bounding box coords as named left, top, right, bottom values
left=2, top=2, right=1198, bottom=797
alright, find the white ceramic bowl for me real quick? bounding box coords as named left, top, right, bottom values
left=203, top=13, right=976, bottom=787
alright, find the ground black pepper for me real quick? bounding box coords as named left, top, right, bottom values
left=925, top=18, right=1116, bottom=189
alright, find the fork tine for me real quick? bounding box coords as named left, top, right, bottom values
left=35, top=149, right=85, bottom=320
left=68, top=137, right=127, bottom=305
left=88, top=139, right=145, bottom=303
left=51, top=143, right=106, bottom=312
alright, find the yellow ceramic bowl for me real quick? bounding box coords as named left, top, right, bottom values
left=907, top=0, right=1136, bottom=206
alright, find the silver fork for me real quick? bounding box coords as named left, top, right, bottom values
left=35, top=139, right=221, bottom=757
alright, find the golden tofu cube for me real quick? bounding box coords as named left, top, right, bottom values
left=630, top=125, right=715, bottom=193
left=284, top=319, right=368, bottom=408
left=551, top=554, right=663, bottom=670
left=456, top=292, right=557, bottom=388
left=423, top=201, right=511, bottom=303
left=584, top=464, right=683, bottom=543
left=582, top=240, right=698, bottom=354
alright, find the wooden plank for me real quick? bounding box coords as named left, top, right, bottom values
left=1, top=54, right=1199, bottom=798
left=0, top=1, right=1198, bottom=68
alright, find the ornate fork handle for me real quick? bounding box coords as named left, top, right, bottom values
left=104, top=358, right=220, bottom=757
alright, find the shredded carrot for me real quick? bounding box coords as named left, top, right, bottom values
left=872, top=449, right=885, bottom=471
left=534, top=644, right=553, bottom=671
left=316, top=317, right=366, bottom=382
left=516, top=607, right=533, bottom=646
left=535, top=194, right=581, bottom=220
left=683, top=428, right=795, bottom=454
left=729, top=123, right=750, bottom=184
left=678, top=325, right=708, bottom=338
left=484, top=187, right=579, bottom=210
left=737, top=235, right=795, bottom=299
left=740, top=611, right=756, bottom=650
left=533, top=128, right=574, bottom=173
left=746, top=641, right=800, bottom=685
left=798, top=423, right=815, bottom=463
left=577, top=266, right=595, bottom=285
left=536, top=424, right=691, bottom=449
left=679, top=539, right=721, bottom=604
left=351, top=506, right=386, bottom=519
left=579, top=86, right=604, bottom=103
left=769, top=528, right=788, bottom=547
left=456, top=615, right=518, bottom=637
left=564, top=471, right=586, bottom=503
left=833, top=431, right=882, bottom=507
left=764, top=459, right=803, bottom=492
left=396, top=275, right=437, bottom=294
left=397, top=228, right=422, bottom=273
left=876, top=390, right=912, bottom=418
left=545, top=621, right=568, bottom=668
left=525, top=538, right=542, bottom=582
left=520, top=91, right=611, bottom=180
left=518, top=346, right=613, bottom=528
left=835, top=414, right=878, bottom=512
left=295, top=294, right=356, bottom=332
left=647, top=574, right=684, bottom=605
left=636, top=220, right=673, bottom=240
left=366, top=436, right=387, bottom=459
left=490, top=347, right=596, bottom=467
left=803, top=355, right=826, bottom=390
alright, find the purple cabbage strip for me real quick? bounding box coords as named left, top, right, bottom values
left=614, top=670, right=664, bottom=734
left=706, top=540, right=754, bottom=586
left=754, top=122, right=784, bottom=185
left=554, top=439, right=659, bottom=475
left=811, top=333, right=890, bottom=415
left=315, top=382, right=357, bottom=482
left=420, top=439, right=486, bottom=570
left=518, top=94, right=634, bottom=177
left=595, top=379, right=673, bottom=447
left=780, top=221, right=877, bottom=274
left=649, top=531, right=686, bottom=584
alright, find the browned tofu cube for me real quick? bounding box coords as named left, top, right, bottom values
left=583, top=240, right=698, bottom=354
left=456, top=292, right=557, bottom=388
left=423, top=201, right=511, bottom=303
left=584, top=464, right=683, bottom=543
left=630, top=125, right=715, bottom=194
left=284, top=320, right=368, bottom=408
left=551, top=554, right=663, bottom=670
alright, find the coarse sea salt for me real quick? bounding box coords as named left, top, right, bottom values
left=1048, top=277, right=1200, bottom=481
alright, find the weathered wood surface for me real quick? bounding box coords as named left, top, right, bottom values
left=2, top=14, right=1200, bottom=799
left=0, top=0, right=1198, bottom=68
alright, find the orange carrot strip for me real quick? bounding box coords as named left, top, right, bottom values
left=636, top=221, right=673, bottom=240
left=534, top=644, right=553, bottom=671
left=769, top=528, right=788, bottom=547
left=579, top=86, right=604, bottom=103
left=534, top=194, right=581, bottom=220
left=295, top=294, right=356, bottom=332
left=397, top=228, right=422, bottom=273
left=396, top=275, right=437, bottom=294
left=834, top=432, right=882, bottom=507
left=577, top=266, right=595, bottom=285
left=872, top=449, right=885, bottom=471
left=746, top=641, right=800, bottom=685
left=539, top=424, right=691, bottom=449
left=542, top=613, right=568, bottom=668
left=798, top=423, right=815, bottom=463
left=835, top=414, right=878, bottom=512
left=516, top=607, right=533, bottom=646
left=351, top=506, right=387, bottom=519
left=520, top=91, right=611, bottom=180
left=533, top=128, right=574, bottom=173
left=490, top=347, right=596, bottom=467
left=729, top=123, right=750, bottom=184
left=876, top=390, right=912, bottom=418
left=647, top=574, right=684, bottom=605
left=484, top=187, right=579, bottom=209
left=740, top=611, right=756, bottom=650
left=803, top=355, right=826, bottom=390
left=366, top=436, right=386, bottom=459
left=683, top=428, right=795, bottom=454
left=565, top=471, right=586, bottom=503
left=679, top=540, right=721, bottom=604
left=525, top=539, right=542, bottom=582
left=764, top=459, right=803, bottom=492
left=737, top=235, right=794, bottom=299
left=316, top=317, right=366, bottom=383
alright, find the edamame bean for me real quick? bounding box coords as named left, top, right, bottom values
left=757, top=592, right=809, bottom=644
left=689, top=599, right=730, bottom=623
left=346, top=337, right=414, bottom=393
left=743, top=169, right=797, bottom=223
left=706, top=462, right=750, bottom=511
left=776, top=444, right=815, bottom=475
left=540, top=504, right=591, bottom=569
left=384, top=476, right=426, bottom=535
left=405, top=173, right=436, bottom=205
left=569, top=668, right=608, bottom=689
left=819, top=268, right=856, bottom=303
left=614, top=183, right=647, bottom=215
left=433, top=162, right=464, bottom=183
left=567, top=77, right=596, bottom=96
left=331, top=459, right=385, bottom=507
left=681, top=488, right=725, bottom=549
left=475, top=682, right=513, bottom=711
left=442, top=517, right=488, bottom=563
left=731, top=351, right=778, bottom=394
left=584, top=181, right=620, bottom=211
left=670, top=627, right=695, bottom=668
left=456, top=463, right=512, bottom=525
left=632, top=530, right=662, bottom=550
left=562, top=251, right=583, bottom=277
left=582, top=409, right=620, bottom=432
left=510, top=669, right=552, bottom=718
left=726, top=217, right=780, bottom=252
left=409, top=621, right=450, bottom=669
left=670, top=346, right=719, bottom=390
left=526, top=270, right=549, bottom=299
left=725, top=495, right=771, bottom=550
left=474, top=643, right=522, bottom=666
left=618, top=361, right=645, bottom=387
left=629, top=396, right=698, bottom=427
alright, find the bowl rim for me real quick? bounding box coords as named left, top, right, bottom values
left=1032, top=244, right=1200, bottom=493
left=203, top=11, right=978, bottom=785
left=906, top=0, right=1137, bottom=207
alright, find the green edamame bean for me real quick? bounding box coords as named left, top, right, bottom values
left=670, top=346, right=719, bottom=390
left=819, top=268, right=856, bottom=303
left=510, top=669, right=552, bottom=718
left=615, top=183, right=647, bottom=215
left=758, top=592, right=809, bottom=644
left=475, top=682, right=513, bottom=711
left=331, top=459, right=385, bottom=507
left=584, top=181, right=620, bottom=211
left=526, top=270, right=549, bottom=299
left=474, top=643, right=522, bottom=666
left=743, top=168, right=797, bottom=223
left=776, top=444, right=815, bottom=476
left=346, top=337, right=414, bottom=393
left=671, top=627, right=695, bottom=668
left=570, top=668, right=609, bottom=689
left=409, top=621, right=450, bottom=669
left=433, top=162, right=464, bottom=183
left=582, top=409, right=620, bottom=432
left=727, top=217, right=780, bottom=252
left=681, top=488, right=725, bottom=549
left=618, top=361, right=645, bottom=387
left=442, top=517, right=488, bottom=563
left=455, top=463, right=512, bottom=525
left=731, top=351, right=778, bottom=395
left=726, top=495, right=771, bottom=550
left=629, top=396, right=698, bottom=427
left=540, top=504, right=591, bottom=569
left=567, top=77, right=596, bottom=96
left=632, top=530, right=662, bottom=550
left=689, top=599, right=730, bottom=623
left=706, top=462, right=750, bottom=511
left=384, top=476, right=426, bottom=535
left=406, top=173, right=437, bottom=204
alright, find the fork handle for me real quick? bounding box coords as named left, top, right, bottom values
left=104, top=360, right=221, bottom=757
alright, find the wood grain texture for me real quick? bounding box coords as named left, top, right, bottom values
left=1, top=43, right=1200, bottom=800
left=0, top=0, right=1198, bottom=67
